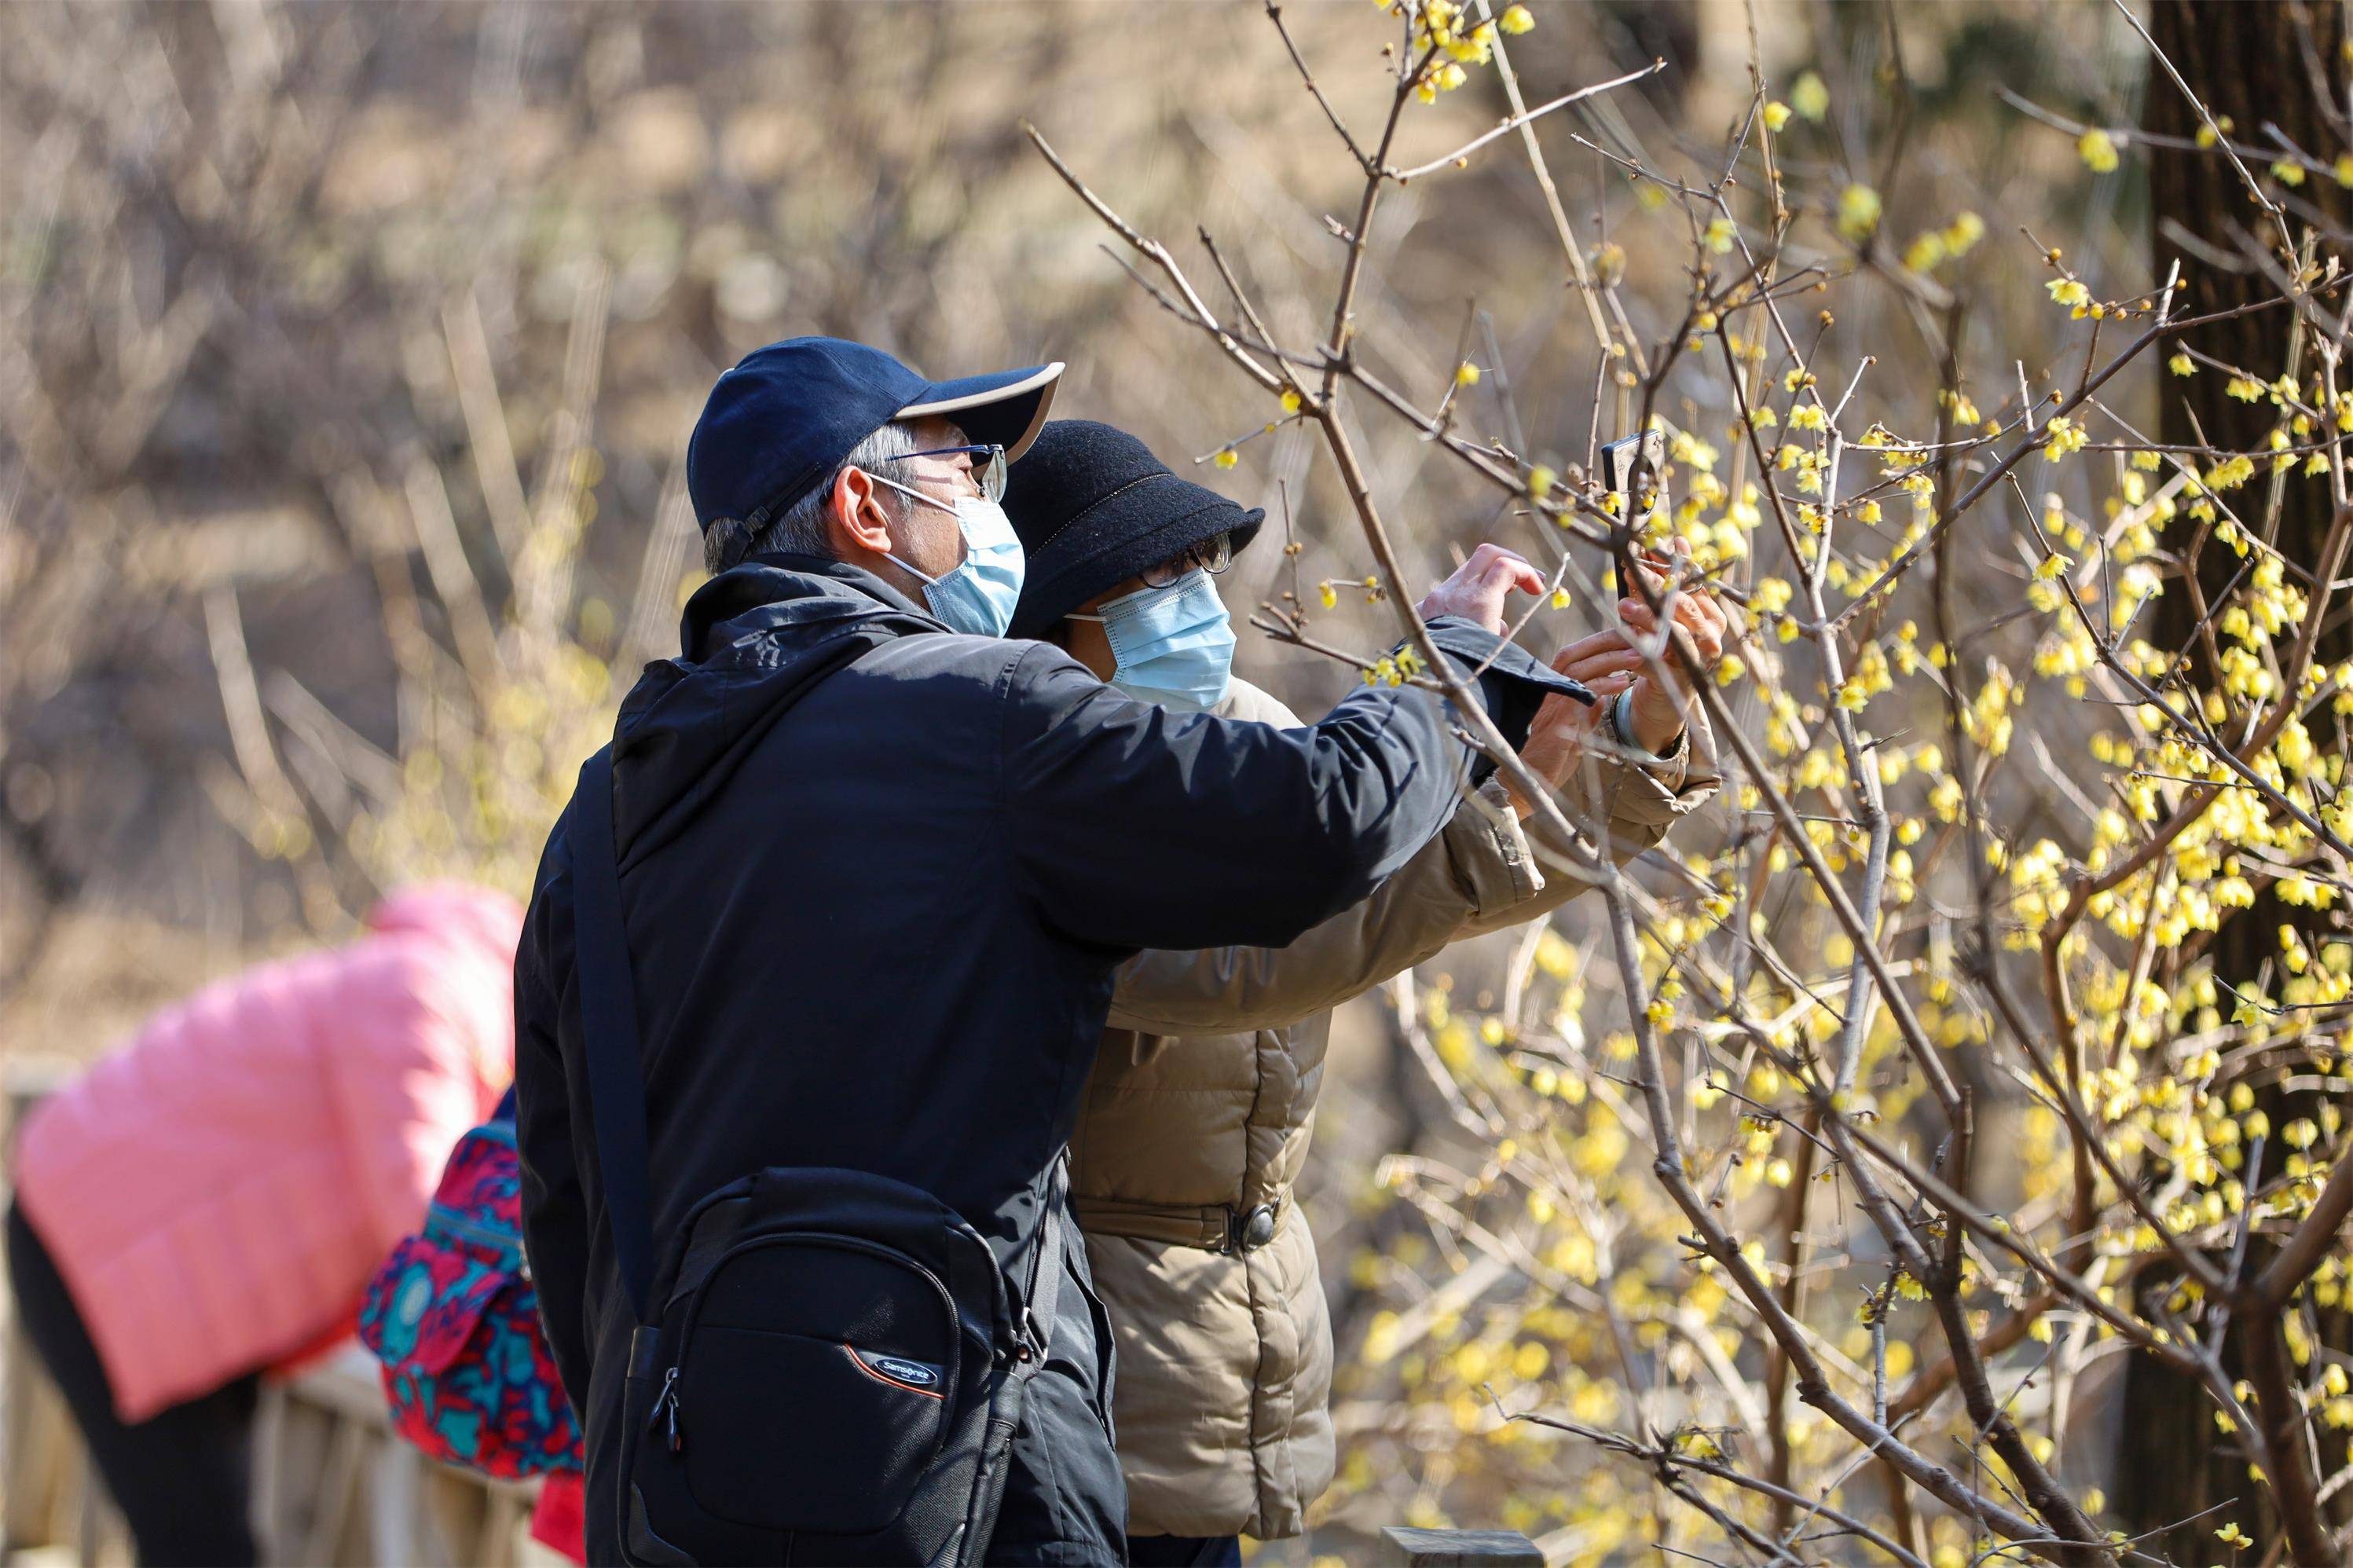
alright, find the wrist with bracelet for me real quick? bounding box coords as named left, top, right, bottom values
left=1610, top=688, right=1685, bottom=766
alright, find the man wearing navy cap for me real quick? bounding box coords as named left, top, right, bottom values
left=515, top=339, right=1589, bottom=1564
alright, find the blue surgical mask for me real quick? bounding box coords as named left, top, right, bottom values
left=871, top=475, right=1026, bottom=639
left=1068, top=569, right=1237, bottom=713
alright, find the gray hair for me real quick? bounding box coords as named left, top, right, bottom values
left=704, top=421, right=921, bottom=574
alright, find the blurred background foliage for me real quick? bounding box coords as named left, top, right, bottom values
left=0, top=2, right=2229, bottom=1561
left=0, top=0, right=2136, bottom=1038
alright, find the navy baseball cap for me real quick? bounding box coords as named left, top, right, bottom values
left=686, top=337, right=1064, bottom=533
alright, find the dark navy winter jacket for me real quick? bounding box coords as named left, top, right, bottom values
left=513, top=555, right=1574, bottom=1563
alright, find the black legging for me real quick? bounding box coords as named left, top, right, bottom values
left=7, top=1203, right=261, bottom=1566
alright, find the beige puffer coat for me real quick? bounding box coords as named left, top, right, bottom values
left=1069, top=677, right=1719, bottom=1540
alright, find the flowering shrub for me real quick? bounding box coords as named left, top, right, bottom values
left=1038, top=3, right=2353, bottom=1562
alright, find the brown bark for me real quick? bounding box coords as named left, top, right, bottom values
left=2145, top=0, right=2348, bottom=692
left=2118, top=5, right=2353, bottom=1561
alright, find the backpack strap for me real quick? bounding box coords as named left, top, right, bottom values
left=568, top=730, right=1072, bottom=1351
left=1022, top=1156, right=1068, bottom=1365
left=570, top=745, right=658, bottom=1326
left=960, top=1157, right=1070, bottom=1563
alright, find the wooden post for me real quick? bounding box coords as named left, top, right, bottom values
left=1376, top=1526, right=1544, bottom=1566
left=3, top=1056, right=112, bottom=1562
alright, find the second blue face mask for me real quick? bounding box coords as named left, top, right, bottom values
left=1071, top=568, right=1237, bottom=713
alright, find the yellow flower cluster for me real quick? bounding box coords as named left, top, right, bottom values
left=1400, top=0, right=1528, bottom=103
left=1835, top=183, right=1882, bottom=241
left=2041, top=415, right=2088, bottom=460
left=1901, top=210, right=1985, bottom=273
left=1361, top=643, right=1426, bottom=687
left=1291, top=43, right=2353, bottom=1568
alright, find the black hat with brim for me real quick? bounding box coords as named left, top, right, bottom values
left=1004, top=419, right=1265, bottom=641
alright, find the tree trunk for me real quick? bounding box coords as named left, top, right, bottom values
left=2119, top=4, right=2351, bottom=1560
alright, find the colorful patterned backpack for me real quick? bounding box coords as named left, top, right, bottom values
left=358, top=1092, right=584, bottom=1480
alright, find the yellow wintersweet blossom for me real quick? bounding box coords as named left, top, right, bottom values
left=1497, top=3, right=1534, bottom=34
left=1790, top=70, right=1829, bottom=120
left=2041, top=416, right=2087, bottom=461
left=1836, top=183, right=1882, bottom=240
left=1445, top=21, right=1497, bottom=63
left=1089, top=20, right=2353, bottom=1557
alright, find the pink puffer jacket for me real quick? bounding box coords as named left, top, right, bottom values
left=13, top=884, right=521, bottom=1423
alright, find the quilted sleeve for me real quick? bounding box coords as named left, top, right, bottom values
left=318, top=940, right=511, bottom=1258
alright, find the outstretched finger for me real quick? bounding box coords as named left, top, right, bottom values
left=1531, top=671, right=1627, bottom=732
left=1615, top=597, right=1661, bottom=636
left=1482, top=549, right=1546, bottom=599
left=1577, top=671, right=1634, bottom=706
left=1669, top=589, right=1724, bottom=657
left=1557, top=647, right=1644, bottom=683
left=1555, top=628, right=1633, bottom=664
left=1685, top=578, right=1731, bottom=635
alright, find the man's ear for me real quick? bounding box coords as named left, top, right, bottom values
left=825, top=466, right=896, bottom=559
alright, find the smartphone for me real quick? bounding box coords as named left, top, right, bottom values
left=1599, top=430, right=1666, bottom=516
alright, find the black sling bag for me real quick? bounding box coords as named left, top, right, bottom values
left=570, top=743, right=1061, bottom=1566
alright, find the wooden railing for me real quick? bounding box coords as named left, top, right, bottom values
left=5, top=1339, right=540, bottom=1566
left=1, top=1059, right=541, bottom=1568
left=1377, top=1526, right=1545, bottom=1566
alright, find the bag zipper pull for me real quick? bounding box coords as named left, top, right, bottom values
left=646, top=1366, right=684, bottom=1453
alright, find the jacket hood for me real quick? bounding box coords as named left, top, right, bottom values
left=672, top=552, right=938, bottom=662
left=365, top=882, right=524, bottom=968
left=607, top=555, right=943, bottom=866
